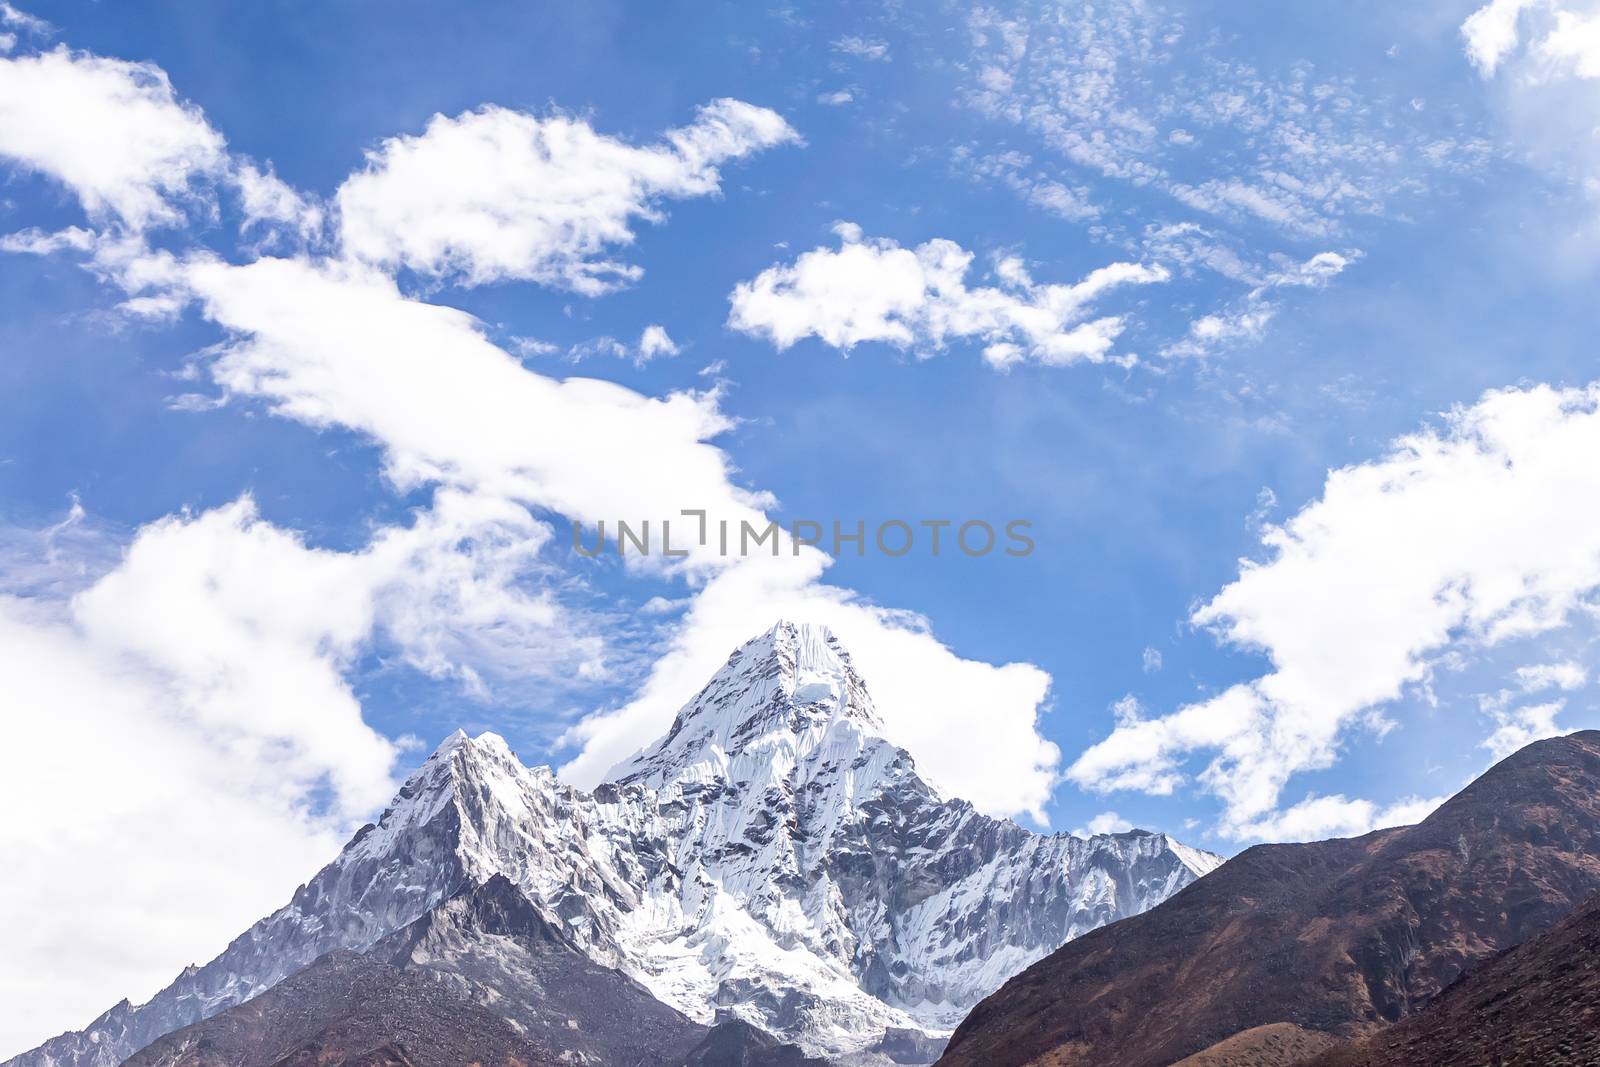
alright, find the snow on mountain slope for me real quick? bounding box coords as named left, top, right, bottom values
left=7, top=622, right=1221, bottom=1066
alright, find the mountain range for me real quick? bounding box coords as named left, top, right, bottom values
left=27, top=622, right=1600, bottom=1067
left=7, top=622, right=1219, bottom=1067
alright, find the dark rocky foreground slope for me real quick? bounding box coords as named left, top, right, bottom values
left=1303, top=889, right=1600, bottom=1067
left=118, top=950, right=539, bottom=1067
left=939, top=731, right=1600, bottom=1067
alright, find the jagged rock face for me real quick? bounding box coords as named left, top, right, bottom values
left=8, top=622, right=1220, bottom=1066
left=370, top=876, right=709, bottom=1066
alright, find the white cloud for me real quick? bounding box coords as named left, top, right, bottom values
left=564, top=324, right=679, bottom=365
left=817, top=89, right=854, bottom=106
left=1244, top=792, right=1449, bottom=843
left=0, top=3, right=50, bottom=35
left=0, top=595, right=348, bottom=1057
left=1465, top=1, right=1600, bottom=82
left=1069, top=381, right=1600, bottom=838
left=1463, top=0, right=1541, bottom=74
left=728, top=222, right=1167, bottom=370
left=831, top=35, right=890, bottom=61
left=0, top=46, right=226, bottom=229
left=235, top=161, right=324, bottom=242
left=0, top=500, right=403, bottom=1055
left=1075, top=811, right=1134, bottom=836
left=1517, top=659, right=1588, bottom=691
left=637, top=323, right=680, bottom=361
left=1142, top=646, right=1162, bottom=672
left=1483, top=699, right=1566, bottom=759
left=176, top=254, right=771, bottom=563
left=1458, top=2, right=1600, bottom=217
left=1538, top=6, right=1600, bottom=76
left=335, top=99, right=798, bottom=293
left=0, top=496, right=119, bottom=599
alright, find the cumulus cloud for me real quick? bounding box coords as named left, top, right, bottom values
left=0, top=46, right=226, bottom=229
left=178, top=254, right=771, bottom=560
left=1460, top=0, right=1600, bottom=81
left=1463, top=0, right=1542, bottom=74
left=728, top=222, right=1167, bottom=369
left=0, top=501, right=400, bottom=1054
left=0, top=594, right=350, bottom=1056
left=636, top=324, right=680, bottom=361
left=1070, top=381, right=1600, bottom=838
left=235, top=161, right=324, bottom=241
left=335, top=99, right=798, bottom=292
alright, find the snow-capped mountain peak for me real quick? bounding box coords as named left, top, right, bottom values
left=8, top=623, right=1220, bottom=1067
left=609, top=620, right=888, bottom=794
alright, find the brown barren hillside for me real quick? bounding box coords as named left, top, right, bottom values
left=937, top=731, right=1600, bottom=1067
left=1304, top=890, right=1600, bottom=1067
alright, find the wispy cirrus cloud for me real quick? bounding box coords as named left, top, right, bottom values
left=964, top=0, right=1489, bottom=240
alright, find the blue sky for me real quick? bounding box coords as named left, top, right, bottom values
left=7, top=0, right=1600, bottom=1051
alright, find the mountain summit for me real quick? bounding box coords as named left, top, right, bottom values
left=610, top=621, right=888, bottom=790
left=9, top=623, right=1218, bottom=1066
